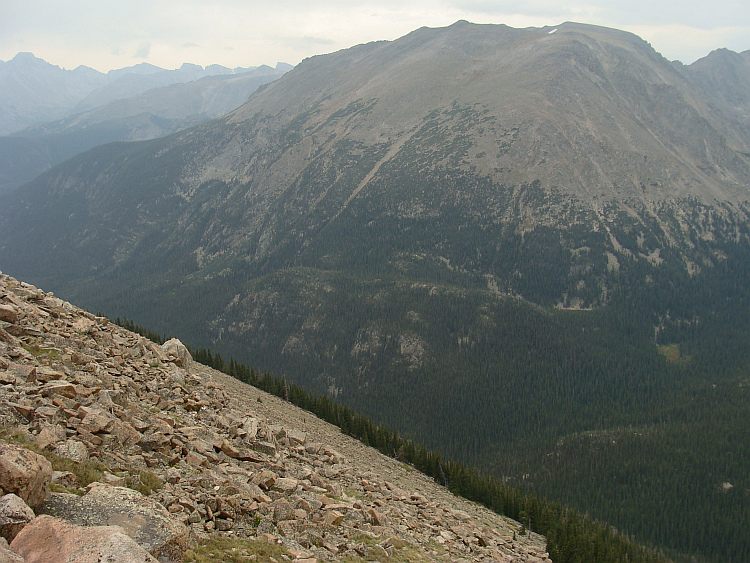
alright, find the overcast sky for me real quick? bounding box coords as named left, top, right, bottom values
left=2, top=0, right=749, bottom=72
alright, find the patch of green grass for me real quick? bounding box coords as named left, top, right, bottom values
left=49, top=482, right=85, bottom=496
left=1, top=426, right=108, bottom=490
left=21, top=342, right=61, bottom=362
left=184, top=537, right=289, bottom=563
left=345, top=531, right=379, bottom=547
left=344, top=487, right=365, bottom=501
left=127, top=470, right=163, bottom=496
left=46, top=453, right=106, bottom=488
left=0, top=426, right=37, bottom=449
left=339, top=538, right=428, bottom=563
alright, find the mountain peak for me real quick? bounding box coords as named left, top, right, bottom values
left=6, top=51, right=58, bottom=70
left=10, top=51, right=47, bottom=63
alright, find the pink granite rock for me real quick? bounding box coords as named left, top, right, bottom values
left=0, top=444, right=52, bottom=508
left=10, top=515, right=158, bottom=563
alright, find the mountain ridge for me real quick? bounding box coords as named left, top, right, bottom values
left=0, top=51, right=289, bottom=136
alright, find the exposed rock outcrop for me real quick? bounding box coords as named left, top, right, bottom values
left=38, top=484, right=189, bottom=562
left=10, top=515, right=158, bottom=563
left=162, top=338, right=193, bottom=373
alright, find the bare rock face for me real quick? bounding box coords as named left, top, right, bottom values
left=0, top=494, right=34, bottom=541
left=37, top=484, right=188, bottom=562
left=10, top=515, right=158, bottom=563
left=0, top=444, right=52, bottom=508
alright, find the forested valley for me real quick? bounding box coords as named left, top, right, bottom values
left=109, top=222, right=750, bottom=563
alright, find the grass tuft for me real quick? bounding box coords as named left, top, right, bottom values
left=184, top=537, right=289, bottom=563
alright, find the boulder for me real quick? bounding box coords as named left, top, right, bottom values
left=0, top=537, right=24, bottom=563
left=286, top=429, right=307, bottom=446
left=252, top=440, right=277, bottom=456
left=142, top=340, right=168, bottom=363
left=10, top=515, right=158, bottom=563
left=0, top=494, right=34, bottom=541
left=161, top=339, right=193, bottom=372
left=36, top=484, right=188, bottom=562
left=0, top=444, right=52, bottom=508
left=5, top=364, right=34, bottom=383
left=219, top=438, right=240, bottom=458
left=0, top=306, right=18, bottom=324
left=78, top=408, right=115, bottom=434
left=324, top=510, right=345, bottom=526
left=272, top=498, right=294, bottom=523
left=72, top=317, right=97, bottom=334
left=51, top=471, right=78, bottom=489
left=252, top=470, right=277, bottom=490
left=274, top=477, right=299, bottom=493
left=35, top=424, right=67, bottom=451
left=368, top=508, right=388, bottom=527
left=108, top=420, right=142, bottom=448
left=41, top=381, right=77, bottom=399
left=0, top=328, right=16, bottom=346
left=240, top=417, right=260, bottom=440
left=54, top=440, right=89, bottom=463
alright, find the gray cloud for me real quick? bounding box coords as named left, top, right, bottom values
left=1, top=0, right=748, bottom=71
left=284, top=36, right=337, bottom=51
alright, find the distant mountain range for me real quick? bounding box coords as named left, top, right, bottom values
left=2, top=21, right=750, bottom=561
left=0, top=52, right=293, bottom=134
left=0, top=53, right=291, bottom=193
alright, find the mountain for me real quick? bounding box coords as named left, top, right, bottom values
left=0, top=52, right=282, bottom=136
left=0, top=52, right=108, bottom=135
left=70, top=62, right=256, bottom=113
left=676, top=48, right=750, bottom=133
left=0, top=65, right=289, bottom=194
left=1, top=21, right=750, bottom=561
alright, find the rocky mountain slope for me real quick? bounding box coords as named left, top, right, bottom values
left=676, top=48, right=750, bottom=131
left=0, top=269, right=549, bottom=562
left=2, top=21, right=750, bottom=387
left=2, top=21, right=750, bottom=308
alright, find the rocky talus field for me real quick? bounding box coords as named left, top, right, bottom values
left=0, top=270, right=548, bottom=563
